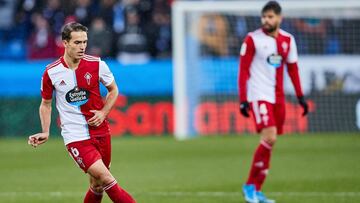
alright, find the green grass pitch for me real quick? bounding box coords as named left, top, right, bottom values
left=0, top=133, right=359, bottom=203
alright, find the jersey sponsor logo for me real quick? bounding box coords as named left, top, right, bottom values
left=267, top=53, right=282, bottom=68
left=84, top=72, right=92, bottom=85
left=65, top=86, right=89, bottom=106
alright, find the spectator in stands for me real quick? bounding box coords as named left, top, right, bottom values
left=99, top=0, right=116, bottom=27
left=227, top=16, right=248, bottom=56
left=135, top=0, right=153, bottom=26
left=14, top=0, right=43, bottom=40
left=198, top=14, right=229, bottom=56
left=147, top=9, right=172, bottom=58
left=324, top=20, right=341, bottom=54
left=42, top=0, right=65, bottom=35
left=88, top=17, right=113, bottom=57
left=72, top=0, right=97, bottom=27
left=293, top=18, right=327, bottom=54
left=338, top=19, right=360, bottom=54
left=28, top=13, right=57, bottom=60
left=122, top=0, right=153, bottom=26
left=0, top=0, right=17, bottom=40
left=112, top=0, right=126, bottom=34
left=116, top=8, right=150, bottom=64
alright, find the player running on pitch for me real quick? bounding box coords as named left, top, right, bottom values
left=28, top=22, right=136, bottom=203
left=238, top=1, right=309, bottom=203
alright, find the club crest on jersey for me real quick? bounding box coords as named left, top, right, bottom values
left=84, top=72, right=92, bottom=85
left=267, top=54, right=282, bottom=68
left=65, top=86, right=89, bottom=106
left=282, top=42, right=288, bottom=53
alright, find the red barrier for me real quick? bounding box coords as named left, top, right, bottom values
left=107, top=96, right=314, bottom=136
left=108, top=96, right=174, bottom=136
left=194, top=100, right=315, bottom=135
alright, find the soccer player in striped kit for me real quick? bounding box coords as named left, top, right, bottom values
left=28, top=22, right=136, bottom=203
left=238, top=1, right=309, bottom=203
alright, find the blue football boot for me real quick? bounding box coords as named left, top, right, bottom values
left=256, top=191, right=275, bottom=203
left=242, top=184, right=259, bottom=203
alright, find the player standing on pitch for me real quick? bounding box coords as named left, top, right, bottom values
left=28, top=22, right=136, bottom=203
left=238, top=1, right=308, bottom=203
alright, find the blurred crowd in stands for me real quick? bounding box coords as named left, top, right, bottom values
left=0, top=0, right=359, bottom=63
left=0, top=0, right=172, bottom=63
left=199, top=15, right=360, bottom=57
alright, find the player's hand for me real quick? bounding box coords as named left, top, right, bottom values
left=28, top=132, right=49, bottom=148
left=239, top=101, right=250, bottom=117
left=88, top=110, right=106, bottom=127
left=298, top=96, right=309, bottom=116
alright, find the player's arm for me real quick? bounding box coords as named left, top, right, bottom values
left=238, top=35, right=255, bottom=117
left=88, top=81, right=118, bottom=127
left=287, top=62, right=303, bottom=98
left=88, top=60, right=118, bottom=127
left=39, top=99, right=52, bottom=134
left=28, top=70, right=53, bottom=148
left=286, top=36, right=308, bottom=116
left=102, top=81, right=119, bottom=115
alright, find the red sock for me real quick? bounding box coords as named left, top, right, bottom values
left=246, top=140, right=273, bottom=191
left=254, top=143, right=272, bottom=191
left=104, top=180, right=136, bottom=203
left=84, top=187, right=103, bottom=203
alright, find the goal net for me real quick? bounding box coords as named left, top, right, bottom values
left=172, top=1, right=360, bottom=139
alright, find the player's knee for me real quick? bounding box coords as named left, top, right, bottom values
left=261, top=127, right=277, bottom=145
left=90, top=169, right=114, bottom=185
left=99, top=172, right=115, bottom=186
left=91, top=184, right=103, bottom=193
left=264, top=135, right=277, bottom=145
left=89, top=176, right=104, bottom=193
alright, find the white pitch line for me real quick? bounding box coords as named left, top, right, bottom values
left=269, top=192, right=360, bottom=197
left=0, top=192, right=84, bottom=197
left=144, top=191, right=360, bottom=197
left=0, top=191, right=360, bottom=197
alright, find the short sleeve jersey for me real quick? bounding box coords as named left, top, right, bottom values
left=41, top=55, right=115, bottom=145
left=239, top=29, right=298, bottom=103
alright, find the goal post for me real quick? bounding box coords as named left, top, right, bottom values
left=172, top=0, right=360, bottom=139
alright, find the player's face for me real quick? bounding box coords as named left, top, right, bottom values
left=261, top=10, right=282, bottom=33
left=63, top=31, right=88, bottom=60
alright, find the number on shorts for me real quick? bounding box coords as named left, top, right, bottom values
left=259, top=103, right=268, bottom=115
left=71, top=147, right=80, bottom=157
left=259, top=103, right=269, bottom=125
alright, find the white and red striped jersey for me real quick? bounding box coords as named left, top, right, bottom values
left=238, top=28, right=303, bottom=104
left=41, top=55, right=115, bottom=145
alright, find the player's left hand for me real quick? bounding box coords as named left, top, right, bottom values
left=239, top=101, right=250, bottom=117
left=298, top=96, right=309, bottom=116
left=88, top=110, right=106, bottom=127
